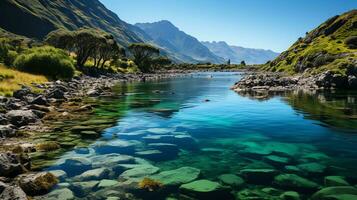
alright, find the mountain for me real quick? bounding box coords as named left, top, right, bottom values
left=262, top=9, right=357, bottom=75
left=202, top=41, right=279, bottom=64
left=0, top=0, right=144, bottom=46
left=135, top=20, right=225, bottom=64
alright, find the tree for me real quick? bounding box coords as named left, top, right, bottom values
left=45, top=29, right=74, bottom=50
left=92, top=34, right=125, bottom=68
left=227, top=59, right=231, bottom=65
left=128, top=43, right=160, bottom=72
left=151, top=56, right=172, bottom=70
left=241, top=60, right=246, bottom=66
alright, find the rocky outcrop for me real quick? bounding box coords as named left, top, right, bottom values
left=17, top=172, right=58, bottom=196
left=0, top=152, right=30, bottom=177
left=0, top=181, right=28, bottom=200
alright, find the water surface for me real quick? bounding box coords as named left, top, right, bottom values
left=39, top=72, right=357, bottom=199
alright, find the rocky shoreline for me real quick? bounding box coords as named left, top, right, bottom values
left=0, top=71, right=190, bottom=199
left=231, top=71, right=357, bottom=97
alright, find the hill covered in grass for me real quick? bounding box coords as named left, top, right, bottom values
left=0, top=0, right=144, bottom=46
left=262, top=10, right=356, bottom=76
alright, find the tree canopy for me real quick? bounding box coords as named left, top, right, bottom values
left=128, top=43, right=160, bottom=73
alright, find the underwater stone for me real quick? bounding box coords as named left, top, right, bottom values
left=150, top=167, right=201, bottom=187
left=264, top=155, right=290, bottom=167
left=60, top=157, right=92, bottom=177
left=119, top=164, right=160, bottom=180
left=48, top=170, right=67, bottom=181
left=91, top=153, right=135, bottom=168
left=135, top=150, right=163, bottom=161
left=73, top=167, right=110, bottom=181
left=148, top=143, right=179, bottom=154
left=285, top=165, right=303, bottom=174
left=297, top=162, right=326, bottom=174
left=311, top=186, right=357, bottom=200
left=324, top=176, right=349, bottom=187
left=179, top=179, right=233, bottom=200
left=18, top=172, right=58, bottom=196
left=280, top=191, right=300, bottom=200
left=44, top=188, right=75, bottom=200
left=147, top=128, right=174, bottom=134
left=218, top=174, right=245, bottom=188
left=98, top=179, right=119, bottom=189
left=71, top=181, right=100, bottom=197
left=240, top=169, right=279, bottom=184
left=143, top=135, right=175, bottom=143
left=273, top=174, right=320, bottom=192
left=94, top=140, right=138, bottom=154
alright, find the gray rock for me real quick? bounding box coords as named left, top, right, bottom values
left=0, top=181, right=28, bottom=200
left=179, top=179, right=233, bottom=200
left=48, top=170, right=67, bottom=181
left=0, top=125, right=16, bottom=138
left=73, top=167, right=110, bottom=181
left=97, top=179, right=119, bottom=189
left=43, top=188, right=75, bottom=200
left=218, top=174, right=245, bottom=188
left=240, top=169, right=279, bottom=184
left=324, top=176, right=349, bottom=187
left=280, top=191, right=300, bottom=200
left=273, top=174, right=320, bottom=192
left=119, top=164, right=159, bottom=180
left=18, top=172, right=58, bottom=195
left=150, top=167, right=201, bottom=187
left=6, top=110, right=39, bottom=127
left=47, top=89, right=65, bottom=99
left=0, top=152, right=27, bottom=177
left=13, top=86, right=32, bottom=100
left=30, top=95, right=48, bottom=105
left=311, top=186, right=357, bottom=200
left=91, top=153, right=135, bottom=168
left=60, top=157, right=92, bottom=177
left=70, top=181, right=99, bottom=197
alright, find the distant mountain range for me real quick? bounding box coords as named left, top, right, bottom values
left=136, top=21, right=225, bottom=64
left=0, top=0, right=280, bottom=64
left=202, top=41, right=279, bottom=64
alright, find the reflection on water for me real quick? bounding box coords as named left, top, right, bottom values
left=35, top=72, right=357, bottom=200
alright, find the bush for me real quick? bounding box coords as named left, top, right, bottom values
left=345, top=36, right=357, bottom=49
left=0, top=40, right=8, bottom=63
left=14, top=46, right=75, bottom=80
left=4, top=50, right=18, bottom=66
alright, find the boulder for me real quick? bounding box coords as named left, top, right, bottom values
left=97, top=179, right=119, bottom=189
left=18, top=172, right=58, bottom=196
left=264, top=155, right=290, bottom=167
left=150, top=167, right=201, bottom=187
left=297, top=162, right=326, bottom=174
left=94, top=140, right=137, bottom=154
left=47, top=89, right=65, bottom=99
left=311, top=186, right=357, bottom=200
left=73, top=167, right=110, bottom=181
left=240, top=169, right=279, bottom=184
left=135, top=150, right=163, bottom=161
left=273, top=174, right=320, bottom=192
left=13, top=87, right=32, bottom=100
left=179, top=179, right=233, bottom=200
left=0, top=181, right=28, bottom=200
left=218, top=174, right=244, bottom=188
left=280, top=191, right=300, bottom=200
left=48, top=170, right=67, bottom=181
left=60, top=157, right=92, bottom=177
left=324, top=176, right=349, bottom=187
left=30, top=95, right=48, bottom=105
left=70, top=181, right=99, bottom=197
left=119, top=164, right=159, bottom=180
left=6, top=110, right=39, bottom=127
left=0, top=152, right=28, bottom=177
left=43, top=188, right=75, bottom=200
left=148, top=143, right=179, bottom=155
left=0, top=125, right=16, bottom=138
left=91, top=153, right=135, bottom=168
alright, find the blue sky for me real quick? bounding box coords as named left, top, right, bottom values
left=100, top=0, right=356, bottom=52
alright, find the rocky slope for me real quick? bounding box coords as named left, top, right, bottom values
left=202, top=41, right=279, bottom=64
left=262, top=10, right=356, bottom=88
left=136, top=20, right=225, bottom=64
left=0, top=0, right=144, bottom=46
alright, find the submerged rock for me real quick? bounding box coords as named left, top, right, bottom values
left=179, top=179, right=233, bottom=200
left=73, top=167, right=110, bottom=181
left=97, top=179, right=119, bottom=189
left=70, top=181, right=99, bottom=197
left=91, top=153, right=135, bottom=168
left=311, top=186, right=357, bottom=200
left=18, top=172, right=58, bottom=196
left=240, top=169, right=279, bottom=184
left=48, top=170, right=67, bottom=181
left=150, top=167, right=201, bottom=187
left=280, top=191, right=300, bottom=200
left=264, top=155, right=290, bottom=167
left=119, top=164, right=160, bottom=180
left=324, top=176, right=349, bottom=187
left=94, top=140, right=137, bottom=154
left=297, top=162, right=326, bottom=175
left=60, top=157, right=92, bottom=177
left=0, top=181, right=28, bottom=200
left=218, top=174, right=245, bottom=188
left=42, top=188, right=75, bottom=200
left=273, top=174, right=320, bottom=192
left=135, top=150, right=163, bottom=161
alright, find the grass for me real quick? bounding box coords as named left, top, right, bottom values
left=0, top=65, right=48, bottom=96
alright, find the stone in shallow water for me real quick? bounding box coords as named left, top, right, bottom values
left=116, top=130, right=147, bottom=139
left=302, top=152, right=330, bottom=161
left=60, top=157, right=92, bottom=177
left=143, top=135, right=175, bottom=143
left=98, top=179, right=119, bottom=189
left=150, top=167, right=201, bottom=187
left=240, top=169, right=279, bottom=184
left=135, top=150, right=163, bottom=161
left=324, top=176, right=349, bottom=187
left=285, top=165, right=303, bottom=174
left=264, top=155, right=290, bottom=167
left=147, top=128, right=174, bottom=134
left=179, top=179, right=233, bottom=200
left=48, top=170, right=67, bottom=181
left=94, top=140, right=138, bottom=154
left=297, top=162, right=326, bottom=174
left=44, top=188, right=75, bottom=200
left=311, top=186, right=357, bottom=200
left=280, top=191, right=300, bottom=200
left=119, top=164, right=159, bottom=180
left=273, top=174, right=320, bottom=192
left=73, top=167, right=110, bottom=181
left=236, top=188, right=281, bottom=200
left=218, top=174, right=245, bottom=188
left=18, top=172, right=58, bottom=196
left=91, top=153, right=135, bottom=168
left=148, top=143, right=179, bottom=154
left=70, top=181, right=99, bottom=197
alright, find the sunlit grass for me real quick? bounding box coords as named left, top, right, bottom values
left=0, top=65, right=48, bottom=96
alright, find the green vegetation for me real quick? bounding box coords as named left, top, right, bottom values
left=0, top=65, right=47, bottom=96
left=128, top=43, right=160, bottom=73
left=263, top=10, right=357, bottom=76
left=167, top=63, right=249, bottom=70
left=14, top=46, right=75, bottom=80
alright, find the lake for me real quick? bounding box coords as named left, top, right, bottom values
left=38, top=72, right=357, bottom=200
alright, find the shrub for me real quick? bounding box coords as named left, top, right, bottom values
left=4, top=50, right=18, bottom=66
left=345, top=36, right=357, bottom=49
left=0, top=40, right=8, bottom=63
left=14, top=46, right=75, bottom=80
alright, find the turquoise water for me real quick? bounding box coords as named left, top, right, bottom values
left=41, top=72, right=357, bottom=200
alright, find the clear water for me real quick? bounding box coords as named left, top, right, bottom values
left=40, top=72, right=357, bottom=200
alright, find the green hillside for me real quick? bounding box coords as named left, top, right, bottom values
left=263, top=10, right=357, bottom=76
left=0, top=0, right=143, bottom=46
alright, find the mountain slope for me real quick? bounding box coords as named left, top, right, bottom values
left=202, top=41, right=279, bottom=64
left=136, top=20, right=225, bottom=63
left=263, top=9, right=357, bottom=76
left=0, top=0, right=143, bottom=46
